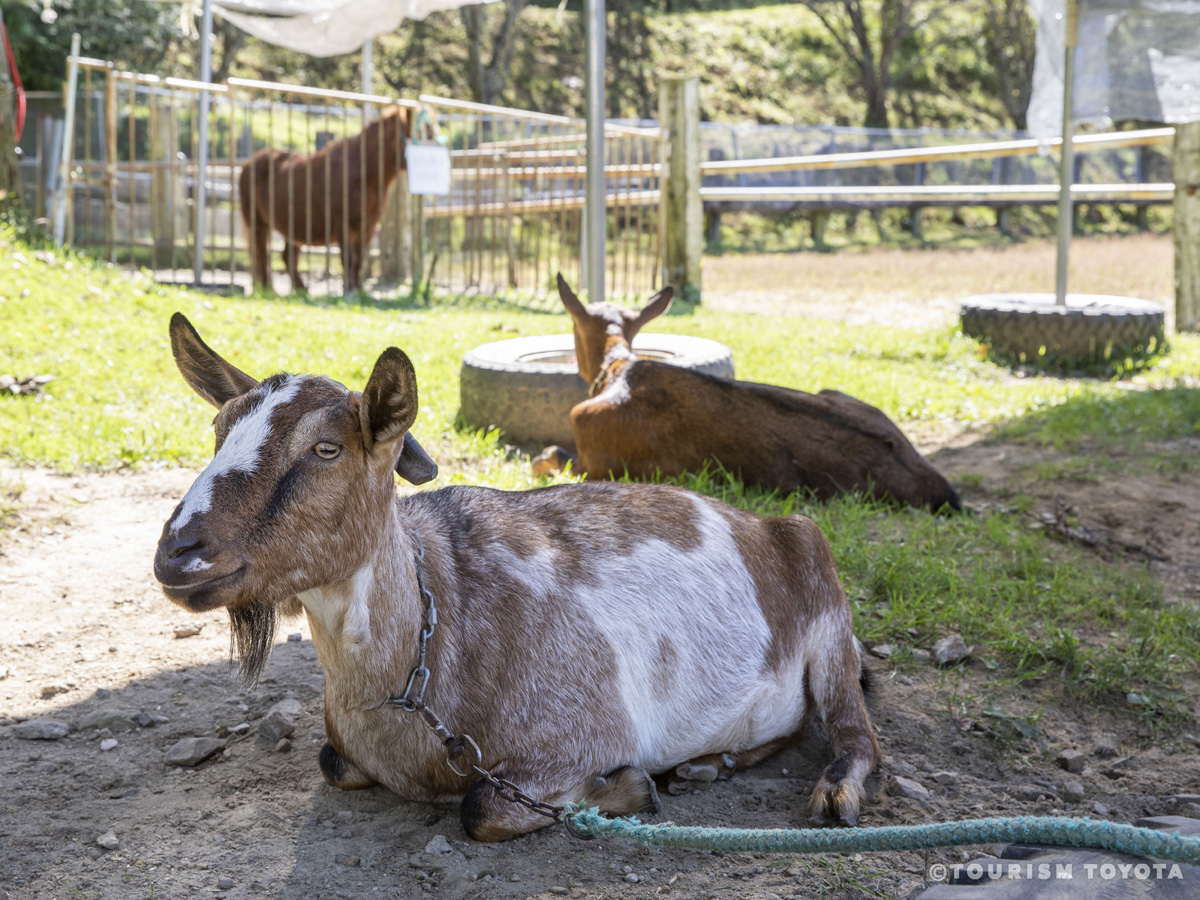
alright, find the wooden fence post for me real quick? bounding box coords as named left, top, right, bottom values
left=659, top=77, right=702, bottom=301
left=1174, top=121, right=1200, bottom=332
left=411, top=194, right=425, bottom=291
left=379, top=177, right=410, bottom=284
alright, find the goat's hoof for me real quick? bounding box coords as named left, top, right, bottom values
left=532, top=446, right=572, bottom=478
left=586, top=765, right=660, bottom=816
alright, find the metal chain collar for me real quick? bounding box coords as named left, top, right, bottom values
left=384, top=528, right=591, bottom=838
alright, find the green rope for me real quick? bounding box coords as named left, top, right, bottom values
left=563, top=805, right=1200, bottom=867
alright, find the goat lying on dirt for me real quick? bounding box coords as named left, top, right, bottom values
left=153, top=313, right=880, bottom=841
left=548, top=275, right=961, bottom=512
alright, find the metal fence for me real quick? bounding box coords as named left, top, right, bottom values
left=697, top=122, right=1173, bottom=209
left=41, top=65, right=1178, bottom=298
left=417, top=96, right=662, bottom=297
left=52, top=59, right=665, bottom=299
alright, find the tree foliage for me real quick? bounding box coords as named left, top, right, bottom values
left=4, top=0, right=183, bottom=92
left=462, top=0, right=528, bottom=106
left=799, top=0, right=955, bottom=129
left=1, top=0, right=1036, bottom=135
left=981, top=0, right=1036, bottom=130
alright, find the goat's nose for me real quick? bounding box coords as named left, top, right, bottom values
left=154, top=517, right=214, bottom=586
left=164, top=533, right=205, bottom=560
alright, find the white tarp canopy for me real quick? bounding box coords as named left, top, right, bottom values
left=213, top=0, right=499, bottom=57
left=1029, top=0, right=1200, bottom=137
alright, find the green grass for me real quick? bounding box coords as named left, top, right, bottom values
left=8, top=246, right=1195, bottom=469
left=996, top=384, right=1200, bottom=448
left=2, top=224, right=1199, bottom=722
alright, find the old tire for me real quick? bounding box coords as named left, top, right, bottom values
left=460, top=333, right=735, bottom=450
left=960, top=293, right=1165, bottom=369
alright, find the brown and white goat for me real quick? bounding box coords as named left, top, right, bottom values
left=553, top=275, right=961, bottom=512
left=153, top=313, right=879, bottom=841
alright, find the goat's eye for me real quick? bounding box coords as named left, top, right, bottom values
left=314, top=442, right=341, bottom=460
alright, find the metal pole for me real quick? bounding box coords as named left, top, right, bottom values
left=53, top=33, right=81, bottom=248
left=585, top=0, right=606, bottom=301
left=361, top=38, right=373, bottom=96
left=1055, top=0, right=1079, bottom=307
left=193, top=0, right=214, bottom=285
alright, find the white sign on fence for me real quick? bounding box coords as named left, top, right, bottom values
left=406, top=144, right=451, bottom=196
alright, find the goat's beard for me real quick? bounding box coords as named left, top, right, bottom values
left=228, top=601, right=278, bottom=689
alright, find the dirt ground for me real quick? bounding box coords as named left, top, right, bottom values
left=2, top=423, right=1199, bottom=900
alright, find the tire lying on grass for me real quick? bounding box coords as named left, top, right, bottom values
left=960, top=293, right=1165, bottom=370
left=460, top=333, right=735, bottom=450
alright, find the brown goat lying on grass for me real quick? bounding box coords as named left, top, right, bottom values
left=153, top=313, right=879, bottom=841
left=542, top=274, right=961, bottom=513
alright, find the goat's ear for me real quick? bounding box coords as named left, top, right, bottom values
left=169, top=313, right=259, bottom=408
left=359, top=347, right=419, bottom=455
left=630, top=286, right=674, bottom=333
left=556, top=272, right=588, bottom=321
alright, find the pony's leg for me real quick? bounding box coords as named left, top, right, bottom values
left=338, top=238, right=353, bottom=296
left=284, top=242, right=305, bottom=292
left=251, top=222, right=272, bottom=292
left=350, top=233, right=366, bottom=293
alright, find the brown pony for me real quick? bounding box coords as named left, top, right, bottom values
left=238, top=107, right=411, bottom=295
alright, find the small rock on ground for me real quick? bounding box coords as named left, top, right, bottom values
left=868, top=643, right=893, bottom=659
left=1012, top=784, right=1053, bottom=802
left=1062, top=780, right=1086, bottom=802
left=100, top=739, right=118, bottom=752
left=888, top=775, right=931, bottom=801
left=931, top=771, right=958, bottom=786
left=1056, top=749, right=1086, bottom=774
left=425, top=834, right=453, bottom=854
left=165, top=737, right=226, bottom=767
left=259, top=712, right=295, bottom=742
left=217, top=876, right=234, bottom=890
left=267, top=699, right=303, bottom=718
left=173, top=622, right=203, bottom=638
left=287, top=633, right=303, bottom=642
left=80, top=709, right=137, bottom=733
left=96, top=832, right=119, bottom=851
left=932, top=633, right=970, bottom=665
left=335, top=855, right=361, bottom=867
left=275, top=738, right=292, bottom=753
left=13, top=718, right=70, bottom=740
left=40, top=683, right=69, bottom=699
